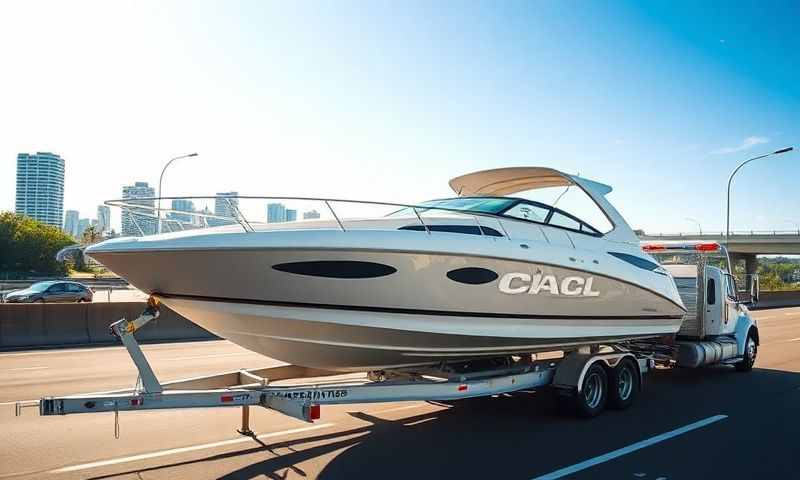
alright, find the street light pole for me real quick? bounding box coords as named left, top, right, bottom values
left=726, top=147, right=793, bottom=244
left=157, top=153, right=198, bottom=234
left=684, top=217, right=703, bottom=234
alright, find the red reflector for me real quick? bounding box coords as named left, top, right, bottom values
left=221, top=395, right=233, bottom=403
left=457, top=384, right=468, bottom=392
left=641, top=244, right=665, bottom=252
left=309, top=404, right=321, bottom=421
left=130, top=398, right=142, bottom=406
left=695, top=243, right=719, bottom=252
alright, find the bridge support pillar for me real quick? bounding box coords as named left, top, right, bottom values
left=744, top=254, right=758, bottom=292
left=728, top=253, right=758, bottom=295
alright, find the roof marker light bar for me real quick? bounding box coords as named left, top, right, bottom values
left=641, top=242, right=721, bottom=253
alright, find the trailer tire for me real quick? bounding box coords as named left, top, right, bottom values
left=573, top=362, right=608, bottom=418
left=608, top=358, right=639, bottom=410
left=735, top=332, right=757, bottom=372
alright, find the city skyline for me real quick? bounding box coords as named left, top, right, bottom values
left=0, top=2, right=797, bottom=234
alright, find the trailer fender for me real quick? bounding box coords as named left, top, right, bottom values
left=552, top=352, right=641, bottom=395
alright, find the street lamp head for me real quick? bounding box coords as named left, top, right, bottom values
left=188, top=152, right=199, bottom=157
left=773, top=147, right=793, bottom=155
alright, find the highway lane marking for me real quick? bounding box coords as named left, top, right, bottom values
left=165, top=352, right=254, bottom=361
left=0, top=399, right=37, bottom=406
left=530, top=415, right=728, bottom=480
left=372, top=403, right=426, bottom=414
left=0, top=387, right=140, bottom=406
left=0, top=341, right=234, bottom=357
left=48, top=423, right=336, bottom=474
left=1, top=366, right=48, bottom=372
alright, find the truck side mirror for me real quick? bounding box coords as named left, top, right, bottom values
left=751, top=274, right=759, bottom=305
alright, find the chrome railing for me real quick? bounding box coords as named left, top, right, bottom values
left=105, top=195, right=529, bottom=241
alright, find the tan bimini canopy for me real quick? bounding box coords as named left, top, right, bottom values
left=448, top=167, right=612, bottom=197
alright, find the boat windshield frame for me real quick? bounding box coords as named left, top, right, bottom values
left=390, top=196, right=603, bottom=237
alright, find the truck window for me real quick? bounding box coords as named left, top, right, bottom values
left=707, top=278, right=716, bottom=305
left=726, top=275, right=738, bottom=301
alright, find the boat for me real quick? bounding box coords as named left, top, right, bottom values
left=85, top=167, right=686, bottom=372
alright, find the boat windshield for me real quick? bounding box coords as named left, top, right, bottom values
left=388, top=197, right=515, bottom=217
left=389, top=196, right=603, bottom=236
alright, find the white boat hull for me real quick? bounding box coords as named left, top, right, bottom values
left=162, top=296, right=682, bottom=371
left=87, top=222, right=686, bottom=371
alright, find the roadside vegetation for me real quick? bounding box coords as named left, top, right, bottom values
left=758, top=257, right=800, bottom=291
left=0, top=212, right=75, bottom=278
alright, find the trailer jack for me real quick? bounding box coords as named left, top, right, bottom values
left=109, top=296, right=163, bottom=394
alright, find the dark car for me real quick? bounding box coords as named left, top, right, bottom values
left=3, top=281, right=93, bottom=303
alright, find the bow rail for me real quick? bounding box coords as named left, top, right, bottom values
left=104, top=195, right=520, bottom=240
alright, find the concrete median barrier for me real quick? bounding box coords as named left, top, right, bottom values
left=0, top=302, right=217, bottom=350
left=755, top=290, right=800, bottom=309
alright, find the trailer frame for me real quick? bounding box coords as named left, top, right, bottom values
left=21, top=299, right=654, bottom=436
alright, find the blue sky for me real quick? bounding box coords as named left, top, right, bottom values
left=0, top=1, right=797, bottom=233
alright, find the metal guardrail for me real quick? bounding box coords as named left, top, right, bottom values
left=643, top=230, right=800, bottom=237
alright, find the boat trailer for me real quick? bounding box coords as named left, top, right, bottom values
left=18, top=298, right=652, bottom=437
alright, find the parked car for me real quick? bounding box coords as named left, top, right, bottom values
left=3, top=281, right=93, bottom=303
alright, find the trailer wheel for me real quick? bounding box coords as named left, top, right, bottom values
left=608, top=358, right=639, bottom=410
left=573, top=362, right=608, bottom=418
left=735, top=332, right=757, bottom=372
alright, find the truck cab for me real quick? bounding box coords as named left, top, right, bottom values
left=641, top=241, right=759, bottom=371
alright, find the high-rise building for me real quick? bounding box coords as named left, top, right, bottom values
left=167, top=199, right=195, bottom=224
left=303, top=209, right=321, bottom=220
left=96, top=205, right=111, bottom=234
left=209, top=191, right=238, bottom=227
left=64, top=210, right=80, bottom=237
left=15, top=152, right=65, bottom=227
left=121, top=182, right=156, bottom=236
left=285, top=209, right=297, bottom=222
left=77, top=218, right=90, bottom=238
left=267, top=203, right=286, bottom=223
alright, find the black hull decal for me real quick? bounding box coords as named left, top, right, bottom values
left=272, top=261, right=397, bottom=279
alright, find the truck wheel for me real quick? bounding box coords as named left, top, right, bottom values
left=608, top=358, right=639, bottom=410
left=574, top=363, right=608, bottom=418
left=735, top=333, right=757, bottom=372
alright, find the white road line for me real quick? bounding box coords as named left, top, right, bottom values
left=372, top=403, right=426, bottom=414
left=0, top=399, right=37, bottom=406
left=1, top=366, right=48, bottom=372
left=531, top=415, right=728, bottom=480
left=0, top=387, right=137, bottom=406
left=165, top=352, right=253, bottom=361
left=0, top=341, right=231, bottom=357
left=788, top=337, right=800, bottom=342
left=49, top=423, right=336, bottom=474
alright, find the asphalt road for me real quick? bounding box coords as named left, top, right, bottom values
left=1, top=307, right=798, bottom=479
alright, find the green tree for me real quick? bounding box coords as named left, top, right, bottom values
left=72, top=225, right=103, bottom=272
left=0, top=212, right=76, bottom=277
left=81, top=225, right=102, bottom=246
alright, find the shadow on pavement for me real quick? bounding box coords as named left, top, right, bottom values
left=87, top=366, right=800, bottom=480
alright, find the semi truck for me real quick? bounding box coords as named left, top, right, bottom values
left=642, top=241, right=759, bottom=372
